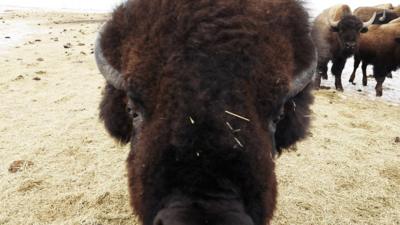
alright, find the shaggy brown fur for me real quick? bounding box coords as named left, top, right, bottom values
left=312, top=4, right=368, bottom=91
left=98, top=0, right=315, bottom=224
left=349, top=22, right=400, bottom=96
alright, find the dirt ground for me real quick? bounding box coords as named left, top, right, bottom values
left=0, top=11, right=399, bottom=225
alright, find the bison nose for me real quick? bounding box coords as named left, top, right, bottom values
left=153, top=208, right=255, bottom=225
left=153, top=217, right=165, bottom=225
left=345, top=42, right=356, bottom=49
left=153, top=212, right=171, bottom=225
left=153, top=215, right=171, bottom=225
left=153, top=208, right=199, bottom=225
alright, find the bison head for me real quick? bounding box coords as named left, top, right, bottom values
left=95, top=3, right=316, bottom=224
left=329, top=13, right=376, bottom=52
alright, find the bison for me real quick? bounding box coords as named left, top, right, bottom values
left=312, top=4, right=375, bottom=90
left=95, top=0, right=316, bottom=224
left=348, top=7, right=399, bottom=85
left=354, top=7, right=399, bottom=25
left=348, top=20, right=400, bottom=96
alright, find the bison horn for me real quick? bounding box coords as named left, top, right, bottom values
left=379, top=10, right=387, bottom=22
left=328, top=16, right=340, bottom=28
left=286, top=48, right=317, bottom=99
left=95, top=24, right=125, bottom=90
left=363, top=12, right=377, bottom=27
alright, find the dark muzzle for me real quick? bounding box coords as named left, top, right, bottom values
left=153, top=195, right=254, bottom=225
left=153, top=207, right=254, bottom=225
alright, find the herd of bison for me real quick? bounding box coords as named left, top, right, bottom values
left=94, top=1, right=399, bottom=225
left=312, top=3, right=400, bottom=96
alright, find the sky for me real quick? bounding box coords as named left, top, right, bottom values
left=0, top=0, right=398, bottom=15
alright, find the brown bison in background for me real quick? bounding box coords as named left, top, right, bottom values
left=354, top=7, right=399, bottom=25
left=349, top=20, right=400, bottom=96
left=347, top=5, right=399, bottom=86
left=312, top=4, right=375, bottom=91
left=95, top=0, right=316, bottom=224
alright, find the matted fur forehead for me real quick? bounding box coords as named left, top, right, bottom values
left=100, top=0, right=315, bottom=123
left=120, top=1, right=299, bottom=117
left=338, top=15, right=363, bottom=30
left=126, top=50, right=290, bottom=121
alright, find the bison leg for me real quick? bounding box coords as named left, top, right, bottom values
left=373, top=67, right=387, bottom=97
left=313, top=73, right=322, bottom=90
left=375, top=76, right=386, bottom=97
left=349, top=56, right=361, bottom=85
left=318, top=60, right=328, bottom=80
left=331, top=58, right=346, bottom=91
left=361, top=62, right=368, bottom=86
left=314, top=60, right=328, bottom=90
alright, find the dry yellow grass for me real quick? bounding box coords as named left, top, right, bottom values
left=0, top=11, right=399, bottom=225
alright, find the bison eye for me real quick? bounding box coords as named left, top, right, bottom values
left=127, top=99, right=144, bottom=128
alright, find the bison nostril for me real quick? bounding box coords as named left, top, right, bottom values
left=346, top=43, right=356, bottom=48
left=154, top=219, right=163, bottom=225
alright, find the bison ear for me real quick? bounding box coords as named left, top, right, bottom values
left=330, top=26, right=339, bottom=33
left=360, top=27, right=368, bottom=33
left=275, top=84, right=313, bottom=154
left=100, top=84, right=133, bottom=144
left=395, top=37, right=400, bottom=44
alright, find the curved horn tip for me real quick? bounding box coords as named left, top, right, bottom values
left=94, top=25, right=125, bottom=90
left=379, top=10, right=387, bottom=22
left=286, top=49, right=318, bottom=99
left=328, top=16, right=340, bottom=28
left=364, top=12, right=377, bottom=27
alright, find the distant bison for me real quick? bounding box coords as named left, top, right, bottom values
left=349, top=20, right=400, bottom=96
left=312, top=4, right=375, bottom=90
left=354, top=7, right=399, bottom=25
left=95, top=0, right=316, bottom=224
